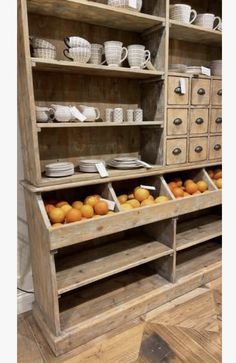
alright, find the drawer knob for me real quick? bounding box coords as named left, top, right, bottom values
left=215, top=117, right=222, bottom=124
left=197, top=88, right=206, bottom=96
left=172, top=148, right=182, bottom=155
left=195, top=146, right=203, bottom=153
left=173, top=118, right=183, bottom=126
left=217, top=89, right=222, bottom=96
left=214, top=144, right=221, bottom=151
left=195, top=117, right=204, bottom=125
left=174, top=86, right=182, bottom=94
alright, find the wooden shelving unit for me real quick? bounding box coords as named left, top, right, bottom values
left=18, top=0, right=222, bottom=357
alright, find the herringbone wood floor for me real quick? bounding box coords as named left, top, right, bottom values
left=18, top=278, right=222, bottom=363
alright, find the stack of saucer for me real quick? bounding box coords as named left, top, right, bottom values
left=107, top=157, right=152, bottom=169
left=79, top=159, right=106, bottom=173
left=45, top=162, right=74, bottom=177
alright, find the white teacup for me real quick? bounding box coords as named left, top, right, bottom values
left=35, top=106, right=55, bottom=123
left=194, top=13, right=221, bottom=30
left=104, top=41, right=128, bottom=67
left=170, top=4, right=197, bottom=24
left=128, top=45, right=151, bottom=69
left=63, top=47, right=91, bottom=63
left=79, top=105, right=101, bottom=121
left=64, top=36, right=91, bottom=49
left=89, top=44, right=106, bottom=65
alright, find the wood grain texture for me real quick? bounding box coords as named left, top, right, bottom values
left=167, top=108, right=188, bottom=136
left=210, top=109, right=222, bottom=134
left=188, top=136, right=208, bottom=163
left=189, top=108, right=209, bottom=135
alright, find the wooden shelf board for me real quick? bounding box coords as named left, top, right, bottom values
left=176, top=240, right=222, bottom=280
left=169, top=20, right=222, bottom=46
left=27, top=0, right=165, bottom=33
left=56, top=235, right=172, bottom=294
left=168, top=72, right=222, bottom=80
left=21, top=162, right=222, bottom=191
left=37, top=121, right=164, bottom=130
left=176, top=214, right=222, bottom=251
left=31, top=58, right=164, bottom=79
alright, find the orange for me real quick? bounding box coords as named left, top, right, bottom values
left=94, top=201, right=109, bottom=215
left=56, top=201, right=69, bottom=208
left=45, top=204, right=55, bottom=214
left=215, top=178, right=222, bottom=189
left=155, top=196, right=169, bottom=204
left=185, top=182, right=198, bottom=195
left=168, top=182, right=178, bottom=191
left=81, top=205, right=94, bottom=219
left=134, top=188, right=150, bottom=202
left=93, top=194, right=101, bottom=201
left=72, top=201, right=83, bottom=210
left=121, top=203, right=133, bottom=211
left=172, top=187, right=184, bottom=198
left=127, top=199, right=140, bottom=208
left=208, top=170, right=214, bottom=179
left=52, top=223, right=63, bottom=228
left=174, top=178, right=183, bottom=187
left=184, top=179, right=194, bottom=187
left=148, top=195, right=154, bottom=201
left=84, top=195, right=99, bottom=208
left=214, top=170, right=222, bottom=180
left=60, top=204, right=73, bottom=215
left=49, top=208, right=65, bottom=224
left=141, top=199, right=155, bottom=207
left=118, top=194, right=128, bottom=204
left=196, top=181, right=208, bottom=193
left=65, top=208, right=82, bottom=223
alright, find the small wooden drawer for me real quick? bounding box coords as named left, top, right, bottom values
left=167, top=109, right=188, bottom=135
left=189, top=109, right=209, bottom=134
left=191, top=79, right=211, bottom=105
left=166, top=138, right=187, bottom=165
left=167, top=76, right=189, bottom=105
left=211, top=80, right=222, bottom=105
left=209, top=136, right=222, bottom=160
left=210, top=109, right=222, bottom=133
left=189, top=137, right=208, bottom=163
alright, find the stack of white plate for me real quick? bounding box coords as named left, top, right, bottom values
left=169, top=64, right=187, bottom=73
left=186, top=66, right=202, bottom=74
left=45, top=162, right=74, bottom=177
left=79, top=159, right=106, bottom=173
left=107, top=157, right=152, bottom=169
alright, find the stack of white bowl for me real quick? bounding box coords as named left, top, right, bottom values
left=45, top=162, right=74, bottom=177
left=63, top=36, right=91, bottom=63
left=30, top=37, right=56, bottom=60
left=210, top=60, right=222, bottom=76
left=108, top=0, right=142, bottom=12
left=79, top=159, right=106, bottom=173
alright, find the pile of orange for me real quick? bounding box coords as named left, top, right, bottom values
left=168, top=177, right=209, bottom=198
left=44, top=194, right=112, bottom=228
left=207, top=168, right=222, bottom=189
left=117, top=187, right=169, bottom=211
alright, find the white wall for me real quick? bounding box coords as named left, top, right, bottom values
left=17, top=125, right=34, bottom=313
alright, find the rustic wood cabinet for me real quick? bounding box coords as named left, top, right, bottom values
left=18, top=0, right=222, bottom=356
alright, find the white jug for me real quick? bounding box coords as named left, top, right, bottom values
left=79, top=105, right=101, bottom=121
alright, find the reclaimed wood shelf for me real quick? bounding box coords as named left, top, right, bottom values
left=176, top=240, right=222, bottom=280
left=176, top=214, right=222, bottom=251
left=27, top=0, right=166, bottom=33
left=31, top=58, right=164, bottom=79
left=169, top=20, right=222, bottom=45
left=37, top=120, right=164, bottom=130
left=56, top=235, right=172, bottom=294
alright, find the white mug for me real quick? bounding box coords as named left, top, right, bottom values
left=170, top=4, right=197, bottom=24
left=36, top=106, right=55, bottom=123
left=113, top=108, right=123, bottom=123
left=104, top=41, right=128, bottom=67
left=79, top=105, right=101, bottom=121
left=105, top=108, right=114, bottom=122
left=194, top=13, right=221, bottom=30
left=128, top=44, right=151, bottom=69
left=134, top=109, right=143, bottom=122
left=89, top=44, right=106, bottom=65
left=126, top=109, right=134, bottom=122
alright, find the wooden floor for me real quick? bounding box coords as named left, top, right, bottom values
left=18, top=278, right=222, bottom=363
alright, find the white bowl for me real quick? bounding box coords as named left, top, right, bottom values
left=30, top=37, right=56, bottom=50
left=33, top=48, right=56, bottom=60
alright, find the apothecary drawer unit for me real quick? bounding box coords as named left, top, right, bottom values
left=209, top=136, right=222, bottom=160
left=167, top=109, right=188, bottom=136
left=189, top=137, right=208, bottom=163
left=189, top=108, right=209, bottom=135
left=167, top=76, right=189, bottom=105
left=166, top=138, right=187, bottom=165
left=210, top=109, right=222, bottom=133
left=191, top=78, right=211, bottom=105
left=211, top=80, right=222, bottom=106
